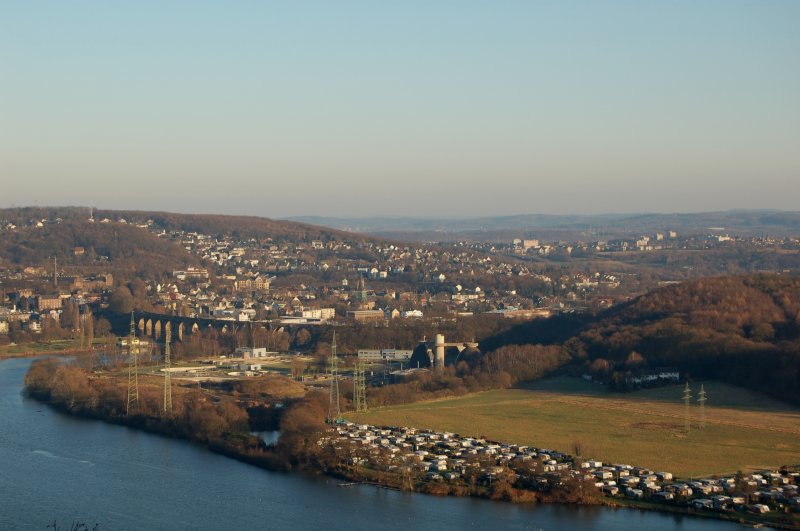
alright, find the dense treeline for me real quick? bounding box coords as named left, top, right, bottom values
left=24, top=358, right=250, bottom=442
left=366, top=344, right=568, bottom=407
left=484, top=274, right=800, bottom=404
left=23, top=356, right=337, bottom=472
left=479, top=312, right=590, bottom=352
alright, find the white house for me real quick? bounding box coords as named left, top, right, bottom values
left=235, top=347, right=269, bottom=359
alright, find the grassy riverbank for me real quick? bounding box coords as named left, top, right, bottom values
left=20, top=358, right=800, bottom=529
left=0, top=338, right=110, bottom=359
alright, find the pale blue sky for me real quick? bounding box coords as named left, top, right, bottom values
left=1, top=1, right=798, bottom=217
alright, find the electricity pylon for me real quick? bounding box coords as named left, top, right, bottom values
left=126, top=312, right=140, bottom=415
left=697, top=384, right=707, bottom=429
left=682, top=382, right=692, bottom=433
left=353, top=360, right=367, bottom=413
left=328, top=331, right=341, bottom=422
left=164, top=326, right=173, bottom=414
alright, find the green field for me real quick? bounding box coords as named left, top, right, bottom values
left=0, top=339, right=95, bottom=358
left=351, top=378, right=800, bottom=478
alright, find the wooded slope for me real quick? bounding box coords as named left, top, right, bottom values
left=483, top=274, right=800, bottom=404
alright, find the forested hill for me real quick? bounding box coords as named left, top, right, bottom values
left=0, top=206, right=380, bottom=282
left=0, top=207, right=365, bottom=244
left=94, top=210, right=362, bottom=243
left=0, top=220, right=198, bottom=278
left=484, top=274, right=800, bottom=404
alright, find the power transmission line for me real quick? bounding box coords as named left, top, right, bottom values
left=164, top=326, right=173, bottom=414
left=126, top=312, right=140, bottom=415
left=328, top=331, right=341, bottom=422
left=682, top=382, right=692, bottom=434
left=353, top=360, right=367, bottom=413
left=698, top=384, right=707, bottom=429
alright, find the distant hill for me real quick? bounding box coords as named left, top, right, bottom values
left=0, top=219, right=198, bottom=279
left=287, top=210, right=800, bottom=241
left=93, top=210, right=363, bottom=243
left=0, top=207, right=363, bottom=244
left=0, top=207, right=371, bottom=280
left=482, top=273, right=800, bottom=404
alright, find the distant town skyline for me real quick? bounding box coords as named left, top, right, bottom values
left=2, top=1, right=798, bottom=218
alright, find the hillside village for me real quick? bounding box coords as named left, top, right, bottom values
left=3, top=211, right=800, bottom=347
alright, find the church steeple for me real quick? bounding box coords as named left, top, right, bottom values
left=355, top=276, right=368, bottom=306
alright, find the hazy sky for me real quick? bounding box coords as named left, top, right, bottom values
left=2, top=1, right=798, bottom=218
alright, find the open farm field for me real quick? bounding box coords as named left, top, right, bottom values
left=351, top=377, right=800, bottom=478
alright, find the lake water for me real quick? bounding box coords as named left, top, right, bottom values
left=0, top=358, right=741, bottom=530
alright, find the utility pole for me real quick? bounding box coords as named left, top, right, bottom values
left=164, top=326, right=172, bottom=414
left=328, top=331, right=341, bottom=422
left=126, top=312, right=140, bottom=415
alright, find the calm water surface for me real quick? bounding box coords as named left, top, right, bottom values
left=1, top=358, right=742, bottom=530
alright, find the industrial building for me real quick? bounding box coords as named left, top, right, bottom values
left=357, top=348, right=413, bottom=361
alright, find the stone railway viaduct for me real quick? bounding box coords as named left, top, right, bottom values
left=115, top=311, right=263, bottom=343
